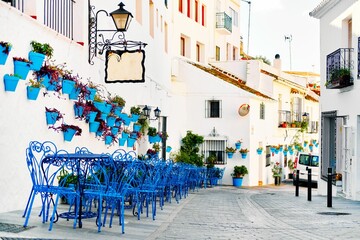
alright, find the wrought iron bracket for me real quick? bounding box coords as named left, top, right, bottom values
left=88, top=5, right=147, bottom=65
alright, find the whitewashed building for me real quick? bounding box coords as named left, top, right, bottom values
left=0, top=0, right=319, bottom=213
left=310, top=0, right=360, bottom=200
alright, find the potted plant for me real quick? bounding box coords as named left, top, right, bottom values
left=287, top=159, right=295, bottom=179
left=272, top=162, right=282, bottom=185
left=231, top=165, right=248, bottom=187
left=239, top=148, right=249, bottom=159
left=50, top=123, right=82, bottom=142
left=226, top=147, right=236, bottom=158
left=130, top=106, right=141, bottom=121
left=256, top=147, right=263, bottom=155
left=0, top=41, right=12, bottom=65
left=147, top=126, right=158, bottom=143
left=137, top=117, right=149, bottom=134
left=26, top=78, right=43, bottom=100
left=29, top=40, right=53, bottom=71
left=45, top=107, right=63, bottom=125
left=235, top=140, right=242, bottom=149
left=3, top=73, right=20, bottom=92
left=327, top=68, right=351, bottom=88
left=13, top=57, right=32, bottom=80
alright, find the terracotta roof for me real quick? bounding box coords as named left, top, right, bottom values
left=189, top=62, right=274, bottom=100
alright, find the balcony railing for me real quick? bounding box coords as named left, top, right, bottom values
left=278, top=110, right=291, bottom=128
left=1, top=0, right=24, bottom=12
left=216, top=12, right=232, bottom=34
left=326, top=48, right=354, bottom=89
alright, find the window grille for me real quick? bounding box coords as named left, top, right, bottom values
left=205, top=100, right=222, bottom=118
left=260, top=102, right=265, bottom=120
left=44, top=0, right=75, bottom=40
left=201, top=139, right=226, bottom=165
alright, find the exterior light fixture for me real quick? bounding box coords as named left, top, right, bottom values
left=88, top=1, right=147, bottom=64
left=302, top=112, right=309, bottom=122
left=142, top=105, right=161, bottom=120
left=110, top=2, right=133, bottom=31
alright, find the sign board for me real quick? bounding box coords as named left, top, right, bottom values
left=105, top=49, right=145, bottom=83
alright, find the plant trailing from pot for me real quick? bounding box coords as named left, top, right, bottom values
left=0, top=41, right=12, bottom=54
left=137, top=118, right=149, bottom=134
left=45, top=107, right=63, bottom=125
left=50, top=123, right=82, bottom=142
left=33, top=63, right=61, bottom=92
left=0, top=41, right=12, bottom=65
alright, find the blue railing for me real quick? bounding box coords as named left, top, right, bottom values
left=216, top=12, right=232, bottom=33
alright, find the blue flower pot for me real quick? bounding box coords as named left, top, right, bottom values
left=100, top=113, right=107, bottom=121
left=45, top=111, right=58, bottom=125
left=127, top=138, right=136, bottom=147
left=0, top=45, right=11, bottom=65
left=107, top=116, right=116, bottom=127
left=74, top=105, right=84, bottom=117
left=89, top=121, right=100, bottom=133
left=62, top=79, right=75, bottom=94
left=103, top=103, right=112, bottom=114
left=29, top=51, right=45, bottom=71
left=3, top=74, right=19, bottom=92
left=119, top=138, right=126, bottom=146
left=131, top=114, right=140, bottom=122
left=122, top=132, right=129, bottom=139
left=309, top=146, right=313, bottom=152
left=235, top=142, right=241, bottom=150
left=241, top=153, right=247, bottom=159
left=69, top=87, right=80, bottom=100
left=257, top=149, right=263, bottom=155
left=14, top=60, right=31, bottom=80
left=85, top=87, right=96, bottom=101
left=130, top=132, right=137, bottom=139
left=26, top=86, right=40, bottom=100
left=123, top=116, right=131, bottom=126
left=105, top=135, right=113, bottom=145
left=114, top=106, right=123, bottom=116
left=227, top=152, right=234, bottom=158
left=86, top=111, right=97, bottom=123
left=63, top=128, right=76, bottom=142
left=233, top=178, right=243, bottom=187
left=166, top=146, right=172, bottom=152
left=94, top=101, right=106, bottom=112
left=111, top=127, right=119, bottom=135
left=133, top=124, right=141, bottom=132
left=40, top=74, right=58, bottom=91
left=0, top=45, right=12, bottom=65
left=149, top=135, right=156, bottom=143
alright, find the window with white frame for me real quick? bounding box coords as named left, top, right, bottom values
left=201, top=139, right=227, bottom=165
left=205, top=100, right=222, bottom=118
left=292, top=97, right=302, bottom=122
left=229, top=7, right=238, bottom=27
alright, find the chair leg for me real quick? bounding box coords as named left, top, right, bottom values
left=97, top=197, right=102, bottom=232
left=23, top=191, right=36, bottom=227
left=48, top=195, right=60, bottom=231
left=22, top=188, right=34, bottom=218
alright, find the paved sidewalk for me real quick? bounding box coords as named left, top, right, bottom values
left=1, top=183, right=360, bottom=239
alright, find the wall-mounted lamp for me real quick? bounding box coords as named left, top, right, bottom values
left=302, top=112, right=309, bottom=122
left=142, top=105, right=161, bottom=120
left=88, top=2, right=147, bottom=64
